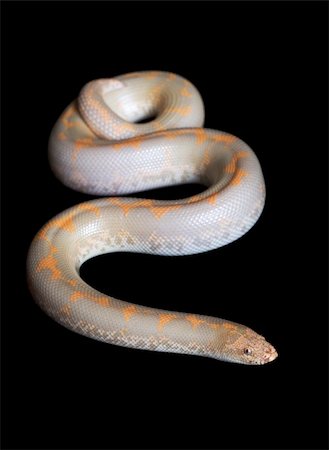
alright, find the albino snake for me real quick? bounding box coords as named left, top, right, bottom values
left=27, top=71, right=278, bottom=365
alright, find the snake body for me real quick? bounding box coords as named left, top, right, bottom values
left=27, top=71, right=277, bottom=364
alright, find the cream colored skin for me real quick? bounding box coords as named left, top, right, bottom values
left=27, top=71, right=278, bottom=365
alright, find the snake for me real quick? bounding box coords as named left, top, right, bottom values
left=27, top=71, right=278, bottom=365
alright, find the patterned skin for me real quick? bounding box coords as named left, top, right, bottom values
left=27, top=71, right=277, bottom=364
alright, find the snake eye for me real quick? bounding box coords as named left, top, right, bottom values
left=244, top=348, right=252, bottom=356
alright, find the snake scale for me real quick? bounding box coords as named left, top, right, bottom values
left=27, top=71, right=277, bottom=364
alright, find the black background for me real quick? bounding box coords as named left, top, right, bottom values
left=2, top=2, right=328, bottom=449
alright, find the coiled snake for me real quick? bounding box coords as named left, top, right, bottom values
left=27, top=71, right=278, bottom=364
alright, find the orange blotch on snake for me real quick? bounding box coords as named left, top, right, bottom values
left=60, top=304, right=72, bottom=317
left=149, top=204, right=182, bottom=219
left=58, top=131, right=68, bottom=141
left=60, top=104, right=76, bottom=127
left=186, top=191, right=218, bottom=206
left=37, top=204, right=101, bottom=241
left=36, top=254, right=62, bottom=280
left=212, top=134, right=237, bottom=144
left=145, top=71, right=161, bottom=80
left=122, top=305, right=138, bottom=322
left=225, top=151, right=249, bottom=183
left=186, top=315, right=205, bottom=329
left=226, top=160, right=236, bottom=174
left=108, top=198, right=181, bottom=219
left=223, top=322, right=238, bottom=330
left=201, top=148, right=211, bottom=167
left=70, top=291, right=111, bottom=307
left=167, top=73, right=177, bottom=80
left=77, top=203, right=101, bottom=216
left=231, top=168, right=248, bottom=186
left=195, top=129, right=207, bottom=145
left=74, top=137, right=94, bottom=150
left=113, top=137, right=142, bottom=151
left=158, top=313, right=177, bottom=332
left=180, top=86, right=192, bottom=97
left=170, top=106, right=192, bottom=117
left=235, top=150, right=249, bottom=159
left=72, top=137, right=95, bottom=161
left=108, top=198, right=154, bottom=216
left=206, top=195, right=217, bottom=205
left=115, top=123, right=136, bottom=135
left=58, top=217, right=76, bottom=233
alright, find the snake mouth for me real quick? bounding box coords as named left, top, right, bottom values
left=259, top=346, right=278, bottom=365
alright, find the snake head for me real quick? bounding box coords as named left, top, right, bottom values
left=217, top=324, right=278, bottom=365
